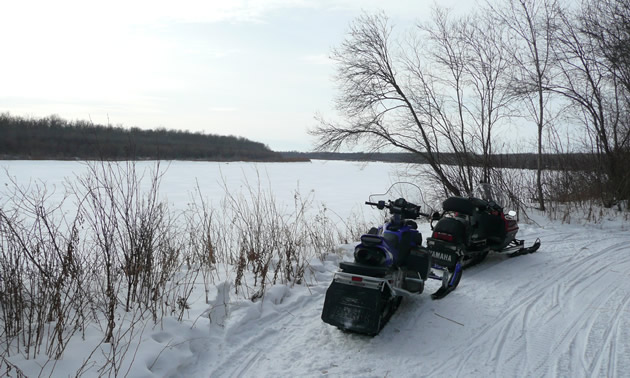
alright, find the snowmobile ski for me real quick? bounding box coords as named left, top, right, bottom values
left=429, top=262, right=463, bottom=300
left=508, top=238, right=541, bottom=257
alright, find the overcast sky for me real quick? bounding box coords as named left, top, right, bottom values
left=1, top=0, right=472, bottom=151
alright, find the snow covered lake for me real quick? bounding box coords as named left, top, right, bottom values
left=1, top=160, right=629, bottom=377
left=0, top=159, right=415, bottom=221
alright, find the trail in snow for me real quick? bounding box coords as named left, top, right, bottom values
left=7, top=161, right=629, bottom=377
left=8, top=214, right=627, bottom=377
left=171, top=220, right=630, bottom=377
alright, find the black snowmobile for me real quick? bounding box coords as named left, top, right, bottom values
left=427, top=182, right=541, bottom=276
left=321, top=184, right=463, bottom=335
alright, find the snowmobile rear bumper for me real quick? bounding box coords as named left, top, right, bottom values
left=425, top=239, right=462, bottom=269
left=321, top=273, right=395, bottom=335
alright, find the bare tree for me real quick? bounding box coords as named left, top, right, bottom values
left=550, top=0, right=630, bottom=206
left=312, top=10, right=516, bottom=196
left=461, top=11, right=515, bottom=183
left=408, top=9, right=476, bottom=194
left=311, top=12, right=463, bottom=195
left=579, top=0, right=630, bottom=203
left=487, top=0, right=561, bottom=210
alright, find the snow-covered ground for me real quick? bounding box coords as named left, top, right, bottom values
left=2, top=160, right=629, bottom=377
left=0, top=160, right=413, bottom=219
left=121, top=217, right=629, bottom=378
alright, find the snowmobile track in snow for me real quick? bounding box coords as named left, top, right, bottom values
left=173, top=222, right=630, bottom=377
left=443, top=230, right=630, bottom=377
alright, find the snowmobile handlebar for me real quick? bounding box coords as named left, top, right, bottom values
left=365, top=199, right=430, bottom=219
left=365, top=200, right=386, bottom=209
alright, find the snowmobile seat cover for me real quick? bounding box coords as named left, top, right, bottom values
left=442, top=197, right=476, bottom=216
left=360, top=234, right=382, bottom=246
left=433, top=217, right=468, bottom=244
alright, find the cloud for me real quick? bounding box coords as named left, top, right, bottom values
left=209, top=49, right=244, bottom=59
left=209, top=107, right=238, bottom=113
left=103, top=0, right=317, bottom=25
left=2, top=0, right=315, bottom=32
left=2, top=0, right=429, bottom=38
left=300, top=54, right=333, bottom=65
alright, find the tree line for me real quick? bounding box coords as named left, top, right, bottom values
left=0, top=113, right=292, bottom=162
left=281, top=151, right=600, bottom=171
left=311, top=0, right=630, bottom=210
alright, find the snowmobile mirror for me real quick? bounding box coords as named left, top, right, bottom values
left=432, top=211, right=441, bottom=221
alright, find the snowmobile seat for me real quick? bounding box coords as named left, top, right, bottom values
left=442, top=197, right=477, bottom=216
left=339, top=261, right=390, bottom=277
left=433, top=217, right=468, bottom=244
left=360, top=234, right=382, bottom=246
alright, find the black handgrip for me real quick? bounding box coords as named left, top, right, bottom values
left=365, top=200, right=387, bottom=210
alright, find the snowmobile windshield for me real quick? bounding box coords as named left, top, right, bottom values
left=368, top=182, right=426, bottom=210
left=475, top=182, right=507, bottom=208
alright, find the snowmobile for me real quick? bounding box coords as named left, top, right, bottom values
left=427, top=182, right=541, bottom=281
left=321, top=184, right=463, bottom=335
left=321, top=182, right=541, bottom=335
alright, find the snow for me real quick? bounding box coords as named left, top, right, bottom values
left=1, top=160, right=630, bottom=377
left=0, top=160, right=411, bottom=219
left=170, top=219, right=630, bottom=378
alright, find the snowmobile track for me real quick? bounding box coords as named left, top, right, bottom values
left=169, top=223, right=630, bottom=377
left=425, top=229, right=630, bottom=377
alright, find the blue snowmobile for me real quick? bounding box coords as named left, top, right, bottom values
left=321, top=185, right=463, bottom=335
